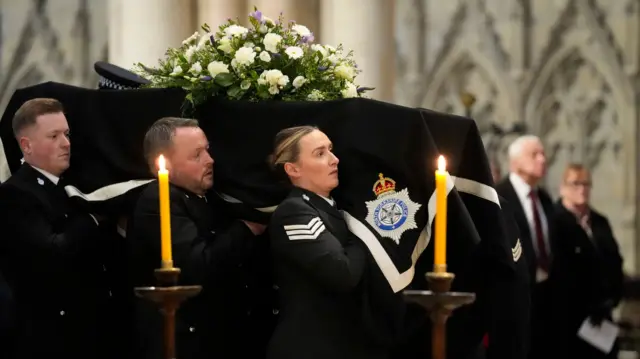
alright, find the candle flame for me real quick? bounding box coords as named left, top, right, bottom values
left=158, top=155, right=166, bottom=171
left=437, top=155, right=446, bottom=171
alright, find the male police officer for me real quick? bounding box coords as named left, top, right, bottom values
left=0, top=98, right=115, bottom=359
left=127, top=117, right=274, bottom=359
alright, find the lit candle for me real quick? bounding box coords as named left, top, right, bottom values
left=434, top=155, right=448, bottom=272
left=158, top=155, right=173, bottom=268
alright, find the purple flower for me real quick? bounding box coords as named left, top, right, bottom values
left=301, top=34, right=315, bottom=43
left=357, top=87, right=374, bottom=93
left=209, top=35, right=215, bottom=45
left=201, top=76, right=212, bottom=81
left=272, top=53, right=282, bottom=59
left=318, top=65, right=328, bottom=71
left=250, top=10, right=263, bottom=22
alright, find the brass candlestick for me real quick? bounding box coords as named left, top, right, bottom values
left=135, top=267, right=202, bottom=359
left=404, top=271, right=476, bottom=359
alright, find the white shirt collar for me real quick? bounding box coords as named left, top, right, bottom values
left=319, top=195, right=335, bottom=207
left=31, top=165, right=60, bottom=185
left=509, top=172, right=533, bottom=199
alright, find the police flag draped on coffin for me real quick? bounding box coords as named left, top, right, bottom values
left=0, top=8, right=522, bottom=357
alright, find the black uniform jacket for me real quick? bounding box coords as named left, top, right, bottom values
left=127, top=180, right=276, bottom=359
left=267, top=187, right=388, bottom=359
left=0, top=164, right=114, bottom=359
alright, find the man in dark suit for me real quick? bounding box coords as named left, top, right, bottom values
left=495, top=135, right=555, bottom=359
left=551, top=164, right=624, bottom=358
left=127, top=117, right=274, bottom=359
left=0, top=98, right=116, bottom=359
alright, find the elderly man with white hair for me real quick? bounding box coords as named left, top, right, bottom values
left=495, top=135, right=556, bottom=359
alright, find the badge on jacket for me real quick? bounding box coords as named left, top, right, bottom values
left=365, top=173, right=421, bottom=244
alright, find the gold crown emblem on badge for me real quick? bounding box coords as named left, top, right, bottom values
left=373, top=173, right=396, bottom=197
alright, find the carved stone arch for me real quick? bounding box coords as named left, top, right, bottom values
left=526, top=45, right=634, bottom=138
left=422, top=44, right=520, bottom=122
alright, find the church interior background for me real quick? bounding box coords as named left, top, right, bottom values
left=1, top=0, right=639, bottom=354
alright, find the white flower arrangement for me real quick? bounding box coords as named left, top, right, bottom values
left=135, top=8, right=372, bottom=107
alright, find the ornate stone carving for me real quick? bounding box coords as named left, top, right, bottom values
left=397, top=0, right=640, bottom=272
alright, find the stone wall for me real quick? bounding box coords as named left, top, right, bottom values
left=395, top=0, right=640, bottom=274
left=0, top=0, right=108, bottom=179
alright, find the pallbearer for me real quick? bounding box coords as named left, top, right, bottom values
left=127, top=117, right=276, bottom=359
left=0, top=98, right=117, bottom=359
left=266, top=126, right=390, bottom=359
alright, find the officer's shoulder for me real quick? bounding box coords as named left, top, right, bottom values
left=278, top=194, right=314, bottom=211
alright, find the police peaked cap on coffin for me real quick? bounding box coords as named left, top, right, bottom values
left=94, top=61, right=151, bottom=90
left=0, top=82, right=528, bottom=359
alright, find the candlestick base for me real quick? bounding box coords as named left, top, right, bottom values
left=134, top=267, right=202, bottom=359
left=403, top=271, right=476, bottom=359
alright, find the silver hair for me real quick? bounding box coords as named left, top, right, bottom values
left=507, top=135, right=542, bottom=161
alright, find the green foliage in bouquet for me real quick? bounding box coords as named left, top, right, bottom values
left=135, top=8, right=372, bottom=107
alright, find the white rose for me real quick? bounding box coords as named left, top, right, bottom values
left=259, top=51, right=271, bottom=62
left=263, top=33, right=282, bottom=53
left=324, top=45, right=336, bottom=52
left=285, top=46, right=304, bottom=59
left=263, top=69, right=284, bottom=85
left=217, top=37, right=233, bottom=54
left=257, top=77, right=267, bottom=85
left=189, top=62, right=203, bottom=74
left=243, top=42, right=255, bottom=48
left=234, top=47, right=256, bottom=67
left=291, top=24, right=311, bottom=37
left=224, top=25, right=249, bottom=37
left=259, top=24, right=268, bottom=33
left=207, top=61, right=229, bottom=77
left=341, top=82, right=358, bottom=98
left=185, top=46, right=197, bottom=63
left=277, top=75, right=290, bottom=87
left=170, top=65, right=183, bottom=76
left=311, top=44, right=327, bottom=58
left=268, top=86, right=279, bottom=95
left=292, top=76, right=307, bottom=89
left=334, top=64, right=355, bottom=81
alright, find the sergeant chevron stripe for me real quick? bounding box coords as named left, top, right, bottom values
left=283, top=217, right=325, bottom=240
left=512, top=238, right=522, bottom=262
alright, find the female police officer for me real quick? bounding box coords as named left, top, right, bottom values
left=266, top=126, right=388, bottom=359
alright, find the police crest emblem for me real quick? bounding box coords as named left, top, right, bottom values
left=365, top=173, right=422, bottom=244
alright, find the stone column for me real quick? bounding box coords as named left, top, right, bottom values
left=198, top=0, right=247, bottom=29
left=249, top=0, right=319, bottom=33
left=320, top=0, right=395, bottom=101
left=108, top=0, right=195, bottom=70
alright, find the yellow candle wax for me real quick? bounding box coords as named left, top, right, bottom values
left=434, top=155, right=448, bottom=272
left=158, top=154, right=173, bottom=268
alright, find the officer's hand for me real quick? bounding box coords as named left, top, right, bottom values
left=243, top=220, right=267, bottom=236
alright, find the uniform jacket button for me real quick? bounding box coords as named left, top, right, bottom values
left=60, top=310, right=65, bottom=316
left=272, top=309, right=279, bottom=315
left=189, top=326, right=196, bottom=332
left=272, top=284, right=279, bottom=290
